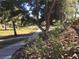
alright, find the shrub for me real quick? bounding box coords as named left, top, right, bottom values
left=11, top=35, right=64, bottom=59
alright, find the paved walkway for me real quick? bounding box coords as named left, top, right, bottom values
left=0, top=42, right=25, bottom=59
left=0, top=29, right=41, bottom=59
left=0, top=35, right=30, bottom=42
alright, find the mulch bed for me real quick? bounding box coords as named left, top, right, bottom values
left=11, top=19, right=79, bottom=59
left=59, top=19, right=79, bottom=46
left=11, top=47, right=79, bottom=59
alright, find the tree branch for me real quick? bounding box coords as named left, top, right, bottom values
left=35, top=0, right=45, bottom=33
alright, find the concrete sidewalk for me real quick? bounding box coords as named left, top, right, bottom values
left=0, top=29, right=41, bottom=59
left=0, top=42, right=25, bottom=59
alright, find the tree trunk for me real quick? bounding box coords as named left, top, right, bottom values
left=1, top=23, right=4, bottom=29
left=75, top=1, right=77, bottom=19
left=12, top=20, right=17, bottom=36
left=45, top=0, right=56, bottom=31
left=4, top=23, right=7, bottom=30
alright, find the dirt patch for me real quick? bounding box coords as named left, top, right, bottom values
left=59, top=27, right=79, bottom=46
left=59, top=19, right=79, bottom=46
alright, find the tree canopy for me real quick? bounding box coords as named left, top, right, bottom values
left=0, top=0, right=77, bottom=37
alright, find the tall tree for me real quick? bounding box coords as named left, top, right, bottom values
left=0, top=0, right=77, bottom=38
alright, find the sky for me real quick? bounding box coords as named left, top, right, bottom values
left=21, top=1, right=79, bottom=19
left=21, top=2, right=42, bottom=19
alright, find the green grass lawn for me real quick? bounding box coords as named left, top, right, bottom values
left=0, top=26, right=37, bottom=49
left=0, top=26, right=38, bottom=37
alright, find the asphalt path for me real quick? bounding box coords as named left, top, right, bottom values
left=0, top=29, right=41, bottom=59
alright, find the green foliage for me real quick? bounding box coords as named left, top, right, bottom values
left=0, top=0, right=77, bottom=28
left=63, top=0, right=77, bottom=19
left=24, top=36, right=64, bottom=59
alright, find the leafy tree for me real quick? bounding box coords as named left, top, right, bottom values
left=0, top=0, right=77, bottom=38
left=0, top=0, right=18, bottom=35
